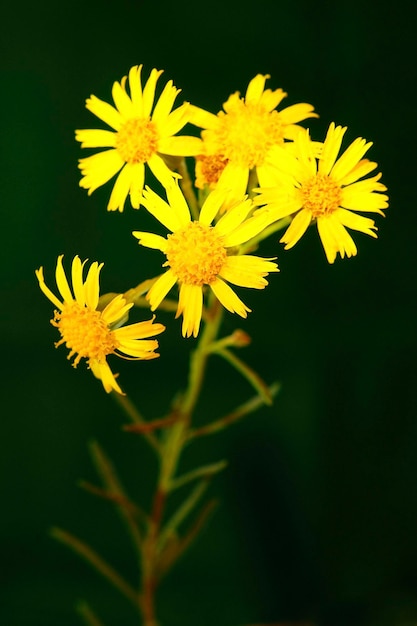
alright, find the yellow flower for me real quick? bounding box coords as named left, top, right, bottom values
left=76, top=65, right=202, bottom=212
left=132, top=184, right=279, bottom=338
left=36, top=255, right=165, bottom=394
left=254, top=123, right=389, bottom=263
left=189, top=74, right=317, bottom=196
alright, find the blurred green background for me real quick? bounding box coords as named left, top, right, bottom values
left=1, top=0, right=416, bottom=624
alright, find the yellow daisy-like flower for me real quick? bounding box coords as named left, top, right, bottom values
left=254, top=123, right=389, bottom=263
left=76, top=65, right=202, bottom=212
left=36, top=255, right=165, bottom=394
left=132, top=184, right=279, bottom=338
left=189, top=74, right=318, bottom=196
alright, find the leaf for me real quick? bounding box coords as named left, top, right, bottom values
left=77, top=601, right=107, bottom=626
left=51, top=527, right=139, bottom=609
left=88, top=441, right=145, bottom=547
left=157, top=500, right=218, bottom=579
left=169, top=460, right=228, bottom=490
left=215, top=348, right=273, bottom=404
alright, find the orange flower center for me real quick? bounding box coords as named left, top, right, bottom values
left=52, top=302, right=118, bottom=366
left=195, top=153, right=229, bottom=189
left=165, top=222, right=227, bottom=286
left=116, top=117, right=159, bottom=164
left=300, top=173, right=342, bottom=218
left=208, top=101, right=284, bottom=169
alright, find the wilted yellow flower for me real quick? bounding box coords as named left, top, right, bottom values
left=36, top=255, right=165, bottom=394
left=189, top=74, right=317, bottom=196
left=76, top=65, right=202, bottom=211
left=133, top=184, right=279, bottom=338
left=254, top=123, right=389, bottom=263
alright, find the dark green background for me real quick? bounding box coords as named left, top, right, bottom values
left=1, top=1, right=416, bottom=624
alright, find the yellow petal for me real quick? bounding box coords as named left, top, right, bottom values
left=265, top=144, right=304, bottom=182
left=214, top=198, right=253, bottom=237
left=176, top=283, right=203, bottom=338
left=216, top=161, right=249, bottom=198
left=71, top=256, right=87, bottom=305
left=159, top=135, right=203, bottom=156
left=75, top=129, right=116, bottom=148
left=245, top=74, right=270, bottom=104
left=280, top=209, right=312, bottom=249
left=335, top=208, right=377, bottom=237
left=147, top=153, right=179, bottom=189
left=128, top=65, right=144, bottom=116
left=55, top=255, right=73, bottom=303
left=115, top=318, right=165, bottom=340
left=142, top=185, right=187, bottom=232
left=165, top=182, right=192, bottom=227
left=162, top=104, right=192, bottom=136
left=133, top=231, right=168, bottom=252
left=199, top=187, right=228, bottom=225
left=102, top=294, right=133, bottom=325
left=259, top=88, right=287, bottom=112
left=187, top=105, right=219, bottom=130
left=84, top=261, right=103, bottom=309
left=35, top=266, right=62, bottom=309
left=222, top=211, right=270, bottom=248
left=220, top=255, right=278, bottom=289
left=112, top=78, right=134, bottom=119
left=210, top=278, right=251, bottom=318
left=142, top=68, right=164, bottom=117
left=340, top=159, right=378, bottom=186
left=85, top=95, right=123, bottom=131
left=117, top=338, right=159, bottom=357
left=129, top=162, right=145, bottom=209
left=147, top=270, right=177, bottom=310
left=152, top=80, right=180, bottom=123
left=317, top=216, right=357, bottom=263
left=78, top=149, right=125, bottom=194
left=318, top=123, right=347, bottom=176
left=279, top=102, right=318, bottom=125
left=341, top=187, right=388, bottom=214
left=107, top=163, right=134, bottom=212
left=331, top=137, right=372, bottom=183
left=90, top=359, right=123, bottom=395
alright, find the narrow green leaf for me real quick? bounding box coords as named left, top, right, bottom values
left=89, top=441, right=145, bottom=548
left=157, top=481, right=208, bottom=552
left=77, top=601, right=107, bottom=626
left=51, top=527, right=139, bottom=609
left=157, top=499, right=218, bottom=579
left=215, top=347, right=273, bottom=404
left=169, top=460, right=228, bottom=491
left=188, top=381, right=281, bottom=439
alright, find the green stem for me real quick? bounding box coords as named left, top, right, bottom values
left=178, top=158, right=200, bottom=220
left=180, top=297, right=224, bottom=418
left=247, top=167, right=259, bottom=198
left=139, top=294, right=224, bottom=625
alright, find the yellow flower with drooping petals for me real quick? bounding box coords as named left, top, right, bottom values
left=132, top=184, right=279, bottom=338
left=254, top=123, right=389, bottom=263
left=76, top=65, right=202, bottom=212
left=36, top=255, right=165, bottom=394
left=189, top=74, right=318, bottom=197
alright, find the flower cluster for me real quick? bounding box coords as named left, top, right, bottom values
left=38, top=65, right=388, bottom=392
